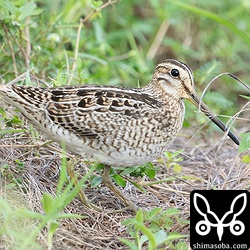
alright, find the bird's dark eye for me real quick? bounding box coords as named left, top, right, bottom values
left=170, top=69, right=179, bottom=77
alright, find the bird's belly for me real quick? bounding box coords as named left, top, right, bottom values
left=76, top=140, right=168, bottom=167
left=40, top=111, right=183, bottom=167
left=48, top=127, right=175, bottom=167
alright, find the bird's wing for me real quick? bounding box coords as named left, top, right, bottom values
left=1, top=84, right=162, bottom=139
left=46, top=85, right=162, bottom=139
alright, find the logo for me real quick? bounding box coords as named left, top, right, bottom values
left=190, top=190, right=249, bottom=249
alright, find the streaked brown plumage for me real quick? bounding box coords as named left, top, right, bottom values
left=0, top=59, right=239, bottom=211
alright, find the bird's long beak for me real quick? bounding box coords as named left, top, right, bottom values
left=188, top=92, right=240, bottom=145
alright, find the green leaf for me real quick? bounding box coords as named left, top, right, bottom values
left=92, top=1, right=103, bottom=9
left=239, top=133, right=250, bottom=153
left=121, top=217, right=134, bottom=226
left=135, top=209, right=144, bottom=223
left=41, top=193, right=54, bottom=214
left=154, top=229, right=168, bottom=246
left=25, top=71, right=32, bottom=86
left=242, top=155, right=250, bottom=163
left=56, top=154, right=68, bottom=195
left=112, top=174, right=126, bottom=187
left=165, top=208, right=181, bottom=216
left=14, top=159, right=25, bottom=167
left=6, top=114, right=22, bottom=126
left=119, top=238, right=139, bottom=250
left=239, top=95, right=250, bottom=101
left=166, top=232, right=188, bottom=241
left=196, top=60, right=222, bottom=85
left=96, top=163, right=105, bottom=170
left=205, top=91, right=234, bottom=109
left=175, top=241, right=189, bottom=250
left=173, top=164, right=182, bottom=173
left=14, top=208, right=44, bottom=219
left=0, top=129, right=25, bottom=135
left=19, top=2, right=36, bottom=21
left=119, top=166, right=138, bottom=176
left=132, top=220, right=156, bottom=250
left=48, top=220, right=60, bottom=234
left=147, top=207, right=162, bottom=220
left=139, top=234, right=150, bottom=246
left=91, top=175, right=103, bottom=187
left=0, top=1, right=16, bottom=15
left=145, top=168, right=156, bottom=178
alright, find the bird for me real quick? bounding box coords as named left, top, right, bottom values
left=0, top=59, right=240, bottom=211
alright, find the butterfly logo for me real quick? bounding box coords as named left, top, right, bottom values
left=193, top=193, right=247, bottom=241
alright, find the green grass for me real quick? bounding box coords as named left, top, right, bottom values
left=120, top=208, right=189, bottom=250
left=1, top=0, right=249, bottom=121
left=0, top=153, right=89, bottom=249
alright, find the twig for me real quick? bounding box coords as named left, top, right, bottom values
left=2, top=23, right=18, bottom=76
left=138, top=175, right=201, bottom=187
left=199, top=72, right=250, bottom=111
left=24, top=16, right=31, bottom=69
left=81, top=0, right=116, bottom=23
left=149, top=184, right=189, bottom=195
left=147, top=20, right=169, bottom=60
left=67, top=0, right=117, bottom=85
left=67, top=18, right=84, bottom=85
left=10, top=26, right=27, bottom=61
left=5, top=72, right=27, bottom=85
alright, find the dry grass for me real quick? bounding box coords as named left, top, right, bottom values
left=0, top=107, right=249, bottom=249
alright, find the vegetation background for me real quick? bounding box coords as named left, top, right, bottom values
left=0, top=0, right=249, bottom=249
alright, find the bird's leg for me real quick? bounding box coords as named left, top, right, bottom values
left=66, top=157, right=102, bottom=212
left=102, top=165, right=138, bottom=212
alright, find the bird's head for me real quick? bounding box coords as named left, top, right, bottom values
left=151, top=59, right=240, bottom=145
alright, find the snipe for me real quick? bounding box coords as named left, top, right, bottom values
left=0, top=59, right=240, bottom=211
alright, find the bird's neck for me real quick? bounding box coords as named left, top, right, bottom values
left=143, top=80, right=181, bottom=106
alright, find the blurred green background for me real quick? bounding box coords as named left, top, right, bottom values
left=1, top=0, right=249, bottom=131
